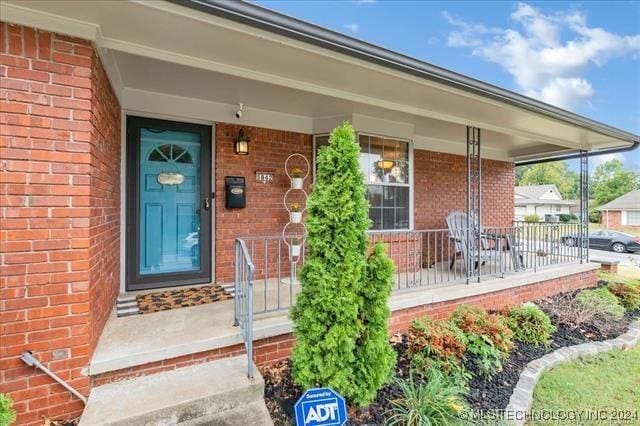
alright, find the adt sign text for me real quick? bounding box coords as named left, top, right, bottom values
left=294, top=387, right=347, bottom=426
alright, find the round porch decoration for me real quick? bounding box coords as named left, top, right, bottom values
left=283, top=153, right=310, bottom=262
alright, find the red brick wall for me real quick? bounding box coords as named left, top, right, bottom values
left=0, top=24, right=120, bottom=425
left=88, top=48, right=120, bottom=353
left=600, top=210, right=622, bottom=228
left=214, top=123, right=313, bottom=283
left=214, top=142, right=515, bottom=283
left=414, top=150, right=515, bottom=229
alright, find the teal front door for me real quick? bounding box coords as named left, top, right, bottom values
left=126, top=116, right=212, bottom=290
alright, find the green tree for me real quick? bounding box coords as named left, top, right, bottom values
left=290, top=123, right=395, bottom=405
left=517, top=162, right=579, bottom=199
left=352, top=243, right=396, bottom=405
left=590, top=159, right=639, bottom=206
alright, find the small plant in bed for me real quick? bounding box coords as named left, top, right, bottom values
left=607, top=282, right=640, bottom=310
left=504, top=305, right=556, bottom=347
left=407, top=317, right=467, bottom=375
left=385, top=367, right=468, bottom=426
left=451, top=305, right=514, bottom=376
left=575, top=286, right=626, bottom=319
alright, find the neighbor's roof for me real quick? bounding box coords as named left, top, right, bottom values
left=177, top=0, right=640, bottom=148
left=596, top=189, right=640, bottom=211
left=514, top=185, right=576, bottom=206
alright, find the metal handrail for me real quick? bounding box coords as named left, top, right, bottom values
left=234, top=238, right=255, bottom=379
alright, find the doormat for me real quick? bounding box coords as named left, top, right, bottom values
left=136, top=284, right=234, bottom=314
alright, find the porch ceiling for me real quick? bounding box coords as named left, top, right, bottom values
left=3, top=0, right=637, bottom=161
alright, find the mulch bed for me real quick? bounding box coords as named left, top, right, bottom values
left=136, top=284, right=233, bottom=314
left=261, top=285, right=640, bottom=425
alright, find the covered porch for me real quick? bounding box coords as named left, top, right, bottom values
left=3, top=0, right=632, bottom=386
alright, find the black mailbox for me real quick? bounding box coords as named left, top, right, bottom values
left=225, top=176, right=246, bottom=209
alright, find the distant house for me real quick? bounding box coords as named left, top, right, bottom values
left=596, top=189, right=640, bottom=228
left=514, top=185, right=576, bottom=220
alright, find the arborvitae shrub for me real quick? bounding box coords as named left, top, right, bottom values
left=505, top=305, right=556, bottom=347
left=290, top=123, right=395, bottom=405
left=351, top=243, right=396, bottom=405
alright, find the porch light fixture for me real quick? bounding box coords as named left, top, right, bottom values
left=376, top=159, right=394, bottom=170
left=234, top=128, right=249, bottom=155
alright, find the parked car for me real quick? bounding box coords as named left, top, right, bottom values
left=561, top=230, right=640, bottom=253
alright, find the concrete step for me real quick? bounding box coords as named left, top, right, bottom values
left=181, top=401, right=273, bottom=426
left=79, top=355, right=272, bottom=426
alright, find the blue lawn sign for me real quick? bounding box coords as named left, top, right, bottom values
left=294, top=387, right=347, bottom=426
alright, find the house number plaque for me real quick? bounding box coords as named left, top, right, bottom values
left=255, top=171, right=274, bottom=183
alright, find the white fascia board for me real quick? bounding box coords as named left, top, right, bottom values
left=122, top=88, right=313, bottom=134
left=351, top=113, right=414, bottom=141
left=413, top=135, right=510, bottom=162
left=0, top=2, right=98, bottom=41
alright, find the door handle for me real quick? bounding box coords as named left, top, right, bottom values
left=203, top=197, right=210, bottom=210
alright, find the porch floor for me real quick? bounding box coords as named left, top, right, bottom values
left=88, top=262, right=598, bottom=376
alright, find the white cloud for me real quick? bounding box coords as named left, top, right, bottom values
left=343, top=23, right=360, bottom=33
left=589, top=153, right=624, bottom=168
left=443, top=2, right=640, bottom=110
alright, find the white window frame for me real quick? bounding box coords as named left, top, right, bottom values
left=625, top=210, right=640, bottom=226
left=313, top=132, right=414, bottom=231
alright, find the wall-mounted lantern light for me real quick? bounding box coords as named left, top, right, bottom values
left=234, top=128, right=249, bottom=155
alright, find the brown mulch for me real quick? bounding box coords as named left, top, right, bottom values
left=136, top=284, right=233, bottom=314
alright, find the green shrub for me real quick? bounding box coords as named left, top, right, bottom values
left=524, top=214, right=541, bottom=223
left=290, top=123, right=395, bottom=406
left=608, top=283, right=640, bottom=310
left=558, top=213, right=578, bottom=223
left=385, top=368, right=467, bottom=426
left=0, top=394, right=16, bottom=426
left=505, top=305, right=556, bottom=347
left=588, top=209, right=601, bottom=223
left=407, top=317, right=468, bottom=382
left=351, top=243, right=397, bottom=405
left=450, top=305, right=513, bottom=376
left=575, top=287, right=625, bottom=319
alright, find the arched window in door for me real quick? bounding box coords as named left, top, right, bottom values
left=147, top=144, right=193, bottom=164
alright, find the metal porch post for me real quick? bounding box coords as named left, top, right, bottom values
left=467, top=126, right=481, bottom=283
left=579, top=150, right=589, bottom=263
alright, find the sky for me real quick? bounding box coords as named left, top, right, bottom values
left=254, top=0, right=640, bottom=172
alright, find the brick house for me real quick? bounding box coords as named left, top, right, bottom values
left=0, top=1, right=638, bottom=425
left=597, top=189, right=640, bottom=229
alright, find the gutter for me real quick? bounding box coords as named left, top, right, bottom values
left=515, top=141, right=640, bottom=166
left=173, top=0, right=640, bottom=146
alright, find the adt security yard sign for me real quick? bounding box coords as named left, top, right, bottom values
left=294, top=387, right=347, bottom=426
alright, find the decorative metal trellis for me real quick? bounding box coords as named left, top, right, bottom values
left=579, top=150, right=589, bottom=263
left=466, top=126, right=482, bottom=283
left=282, top=153, right=309, bottom=264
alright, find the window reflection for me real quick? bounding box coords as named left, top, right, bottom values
left=314, top=133, right=411, bottom=230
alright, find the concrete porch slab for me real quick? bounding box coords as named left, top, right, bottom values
left=88, top=262, right=598, bottom=376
